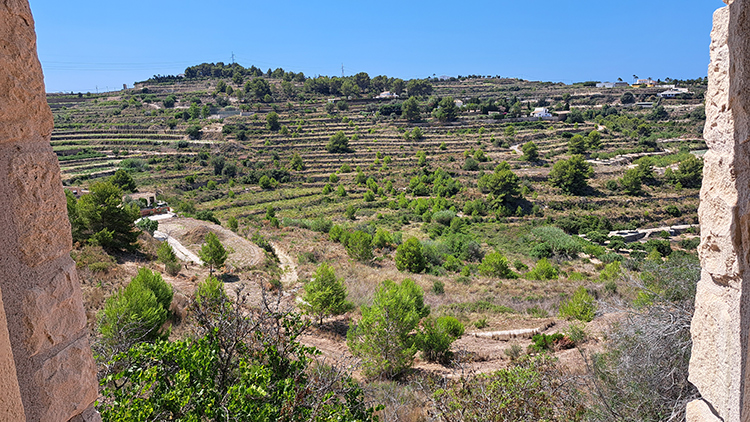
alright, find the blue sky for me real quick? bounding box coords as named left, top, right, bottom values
left=30, top=0, right=722, bottom=93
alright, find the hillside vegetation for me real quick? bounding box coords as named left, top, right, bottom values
left=58, top=63, right=706, bottom=421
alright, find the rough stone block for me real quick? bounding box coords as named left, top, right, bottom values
left=0, top=287, right=25, bottom=421
left=686, top=400, right=723, bottom=422
left=0, top=0, right=53, bottom=145
left=22, top=263, right=86, bottom=356
left=8, top=149, right=72, bottom=267
left=35, top=336, right=99, bottom=422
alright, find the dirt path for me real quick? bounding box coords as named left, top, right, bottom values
left=270, top=242, right=298, bottom=285
left=154, top=230, right=203, bottom=264
left=157, top=216, right=264, bottom=270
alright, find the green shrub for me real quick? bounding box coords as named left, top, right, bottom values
left=432, top=280, right=445, bottom=295
left=416, top=316, right=464, bottom=363
left=301, top=263, right=354, bottom=324
left=99, top=268, right=173, bottom=344
left=532, top=226, right=582, bottom=257
left=525, top=258, right=558, bottom=280
left=528, top=333, right=565, bottom=353
left=395, top=237, right=426, bottom=273
left=347, top=278, right=429, bottom=379
left=164, top=260, right=181, bottom=276
left=558, top=286, right=596, bottom=322
left=346, top=231, right=373, bottom=262
left=478, top=251, right=516, bottom=279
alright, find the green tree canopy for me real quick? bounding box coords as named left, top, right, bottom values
left=401, top=96, right=421, bottom=121
left=477, top=162, right=521, bottom=209
left=395, top=237, right=426, bottom=273
left=433, top=97, right=458, bottom=122
left=301, top=263, right=353, bottom=324
left=110, top=169, right=137, bottom=193
left=406, top=79, right=433, bottom=97
left=347, top=278, right=429, bottom=379
left=521, top=141, right=539, bottom=161
left=76, top=181, right=140, bottom=252
left=568, top=134, right=587, bottom=155
left=548, top=155, right=593, bottom=195
left=199, top=232, right=228, bottom=275
left=266, top=111, right=280, bottom=131
left=326, top=131, right=353, bottom=153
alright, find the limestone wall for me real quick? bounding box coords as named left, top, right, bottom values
left=0, top=1, right=99, bottom=421
left=688, top=1, right=750, bottom=421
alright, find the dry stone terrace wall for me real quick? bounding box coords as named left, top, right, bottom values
left=688, top=1, right=750, bottom=421
left=0, top=1, right=98, bottom=421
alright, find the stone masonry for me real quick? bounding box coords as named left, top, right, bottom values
left=688, top=1, right=750, bottom=421
left=0, top=1, right=99, bottom=421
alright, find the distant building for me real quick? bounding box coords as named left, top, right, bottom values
left=376, top=91, right=399, bottom=99
left=125, top=192, right=170, bottom=217
left=658, top=87, right=691, bottom=98
left=636, top=102, right=654, bottom=108
left=454, top=99, right=464, bottom=107
left=596, top=81, right=630, bottom=88
left=531, top=107, right=552, bottom=118
left=636, top=79, right=658, bottom=87
left=65, top=186, right=88, bottom=199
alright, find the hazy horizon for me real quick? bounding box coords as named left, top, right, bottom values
left=31, top=0, right=721, bottom=93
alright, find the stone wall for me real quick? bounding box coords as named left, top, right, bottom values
left=0, top=1, right=99, bottom=421
left=688, top=1, right=750, bottom=421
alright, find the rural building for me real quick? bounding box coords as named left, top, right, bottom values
left=658, top=87, right=691, bottom=98
left=376, top=91, right=399, bottom=99
left=636, top=78, right=658, bottom=86
left=596, top=82, right=616, bottom=88
left=124, top=192, right=170, bottom=217
left=531, top=107, right=552, bottom=118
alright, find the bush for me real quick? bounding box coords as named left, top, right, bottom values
left=478, top=251, right=516, bottom=279
left=186, top=125, right=202, bottom=140
left=432, top=210, right=456, bottom=226
left=429, top=355, right=584, bottom=421
left=558, top=286, right=596, bottom=322
left=164, top=261, right=181, bottom=276
left=346, top=231, right=373, bottom=262
left=301, top=263, right=354, bottom=324
left=416, top=316, right=464, bottom=363
left=100, top=281, right=378, bottom=422
left=644, top=239, right=672, bottom=257
left=98, top=268, right=173, bottom=345
left=395, top=237, right=426, bottom=273
left=347, top=278, right=430, bottom=379
left=528, top=333, right=566, bottom=353
left=525, top=258, right=558, bottom=280
left=195, top=210, right=220, bottom=225
left=532, top=226, right=582, bottom=257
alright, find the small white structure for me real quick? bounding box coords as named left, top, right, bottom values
left=531, top=107, right=552, bottom=118
left=454, top=99, right=464, bottom=107
left=597, top=82, right=630, bottom=88
left=658, top=87, right=691, bottom=98
left=376, top=91, right=399, bottom=99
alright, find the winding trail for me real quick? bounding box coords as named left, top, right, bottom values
left=270, top=242, right=298, bottom=285
left=154, top=230, right=203, bottom=264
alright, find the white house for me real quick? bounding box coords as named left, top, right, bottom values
left=376, top=91, right=399, bottom=99
left=531, top=107, right=552, bottom=118
left=658, top=87, right=691, bottom=98
left=596, top=82, right=616, bottom=88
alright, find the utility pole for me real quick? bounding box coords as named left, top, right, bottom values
left=341, top=63, right=344, bottom=77
left=231, top=52, right=235, bottom=64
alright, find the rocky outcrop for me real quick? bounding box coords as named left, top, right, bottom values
left=688, top=1, right=750, bottom=421
left=0, top=1, right=99, bottom=421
